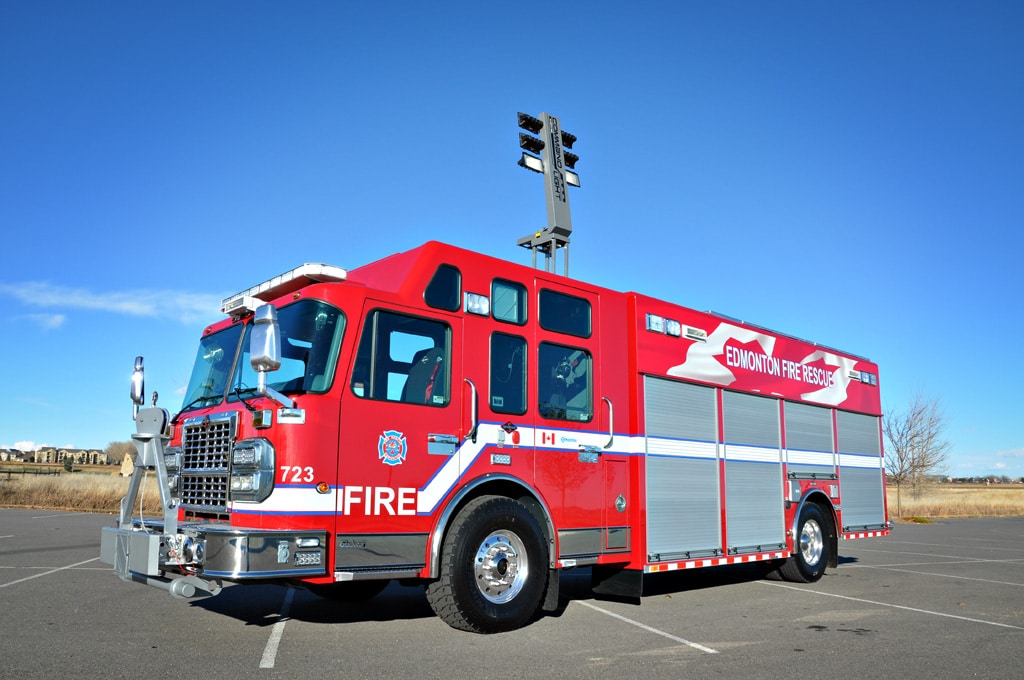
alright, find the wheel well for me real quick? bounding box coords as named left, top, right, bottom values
left=428, top=476, right=555, bottom=578
left=797, top=491, right=839, bottom=569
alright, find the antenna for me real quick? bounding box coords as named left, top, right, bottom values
left=515, top=111, right=581, bottom=276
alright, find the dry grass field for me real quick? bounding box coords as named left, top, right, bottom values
left=0, top=466, right=162, bottom=514
left=3, top=465, right=1024, bottom=520
left=888, top=483, right=1024, bottom=521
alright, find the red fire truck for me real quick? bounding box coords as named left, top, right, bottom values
left=101, top=239, right=889, bottom=633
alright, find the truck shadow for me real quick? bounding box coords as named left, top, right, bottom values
left=190, top=556, right=861, bottom=628
left=189, top=581, right=436, bottom=627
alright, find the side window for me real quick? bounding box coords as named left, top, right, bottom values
left=538, top=341, right=592, bottom=421
left=490, top=333, right=526, bottom=415
left=492, top=279, right=527, bottom=325
left=424, top=264, right=461, bottom=311
left=539, top=289, right=591, bottom=338
left=351, top=310, right=450, bottom=406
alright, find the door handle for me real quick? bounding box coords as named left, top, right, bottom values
left=578, top=445, right=602, bottom=463
left=427, top=433, right=458, bottom=456
left=602, top=396, right=614, bottom=449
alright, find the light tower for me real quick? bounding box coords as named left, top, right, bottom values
left=516, top=111, right=580, bottom=276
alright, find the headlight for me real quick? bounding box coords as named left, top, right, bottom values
left=230, top=438, right=275, bottom=502
left=164, top=446, right=182, bottom=471
left=231, top=474, right=256, bottom=492
left=232, top=439, right=271, bottom=468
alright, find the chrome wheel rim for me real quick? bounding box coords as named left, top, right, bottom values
left=799, top=518, right=824, bottom=566
left=473, top=530, right=528, bottom=604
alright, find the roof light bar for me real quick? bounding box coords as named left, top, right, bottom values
left=220, top=263, right=348, bottom=318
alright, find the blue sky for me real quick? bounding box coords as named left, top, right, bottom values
left=1, top=2, right=1021, bottom=477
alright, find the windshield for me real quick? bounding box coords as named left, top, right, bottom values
left=180, top=299, right=346, bottom=413
left=181, top=324, right=245, bottom=411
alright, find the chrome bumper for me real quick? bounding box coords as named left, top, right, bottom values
left=100, top=520, right=327, bottom=597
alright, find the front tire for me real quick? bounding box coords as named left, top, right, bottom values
left=425, top=495, right=548, bottom=633
left=779, top=503, right=830, bottom=583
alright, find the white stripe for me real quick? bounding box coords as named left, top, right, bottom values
left=417, top=424, right=641, bottom=514
left=259, top=587, right=295, bottom=668
left=0, top=557, right=99, bottom=589
left=725, top=444, right=779, bottom=463
left=417, top=437, right=486, bottom=513
left=234, top=486, right=337, bottom=514
left=576, top=600, right=718, bottom=653
left=759, top=581, right=1024, bottom=630
left=647, top=438, right=717, bottom=459
left=839, top=453, right=882, bottom=468
left=857, top=565, right=1024, bottom=588
left=786, top=449, right=834, bottom=466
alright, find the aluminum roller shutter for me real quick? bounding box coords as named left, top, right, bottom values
left=784, top=402, right=836, bottom=478
left=722, top=391, right=785, bottom=551
left=836, top=410, right=886, bottom=530
left=644, top=377, right=722, bottom=559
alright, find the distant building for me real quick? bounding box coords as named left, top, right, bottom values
left=32, top=447, right=108, bottom=465
left=0, top=448, right=30, bottom=462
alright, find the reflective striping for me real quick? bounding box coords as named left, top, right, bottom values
left=839, top=452, right=884, bottom=468
left=646, top=437, right=717, bottom=459
left=232, top=485, right=337, bottom=515
left=645, top=551, right=788, bottom=573
left=786, top=449, right=834, bottom=466
left=416, top=435, right=486, bottom=514
left=842, top=530, right=890, bottom=540
left=724, top=444, right=780, bottom=463
left=417, top=422, right=638, bottom=515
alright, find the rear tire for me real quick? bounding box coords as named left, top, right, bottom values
left=779, top=503, right=829, bottom=583
left=425, top=495, right=548, bottom=633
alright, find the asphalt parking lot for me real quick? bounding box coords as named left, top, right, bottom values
left=2, top=509, right=1022, bottom=679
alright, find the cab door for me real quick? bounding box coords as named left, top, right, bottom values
left=531, top=281, right=616, bottom=561
left=333, top=302, right=463, bottom=573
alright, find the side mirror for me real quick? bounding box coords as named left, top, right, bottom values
left=250, top=304, right=294, bottom=409
left=130, top=356, right=145, bottom=417
left=250, top=304, right=281, bottom=374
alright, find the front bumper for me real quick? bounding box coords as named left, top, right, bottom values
left=100, top=519, right=327, bottom=596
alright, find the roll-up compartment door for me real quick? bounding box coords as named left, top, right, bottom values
left=644, top=376, right=721, bottom=560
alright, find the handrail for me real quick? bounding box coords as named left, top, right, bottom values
left=602, top=396, right=614, bottom=449
left=464, top=378, right=478, bottom=444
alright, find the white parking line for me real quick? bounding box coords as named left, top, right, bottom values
left=894, top=539, right=1024, bottom=553
left=853, top=547, right=1024, bottom=563
left=576, top=600, right=719, bottom=653
left=31, top=512, right=89, bottom=519
left=847, top=559, right=1021, bottom=568
left=857, top=565, right=1024, bottom=587
left=759, top=581, right=1024, bottom=630
left=0, top=557, right=100, bottom=589
left=259, top=587, right=296, bottom=668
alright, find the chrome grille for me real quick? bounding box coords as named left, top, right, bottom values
left=179, top=475, right=230, bottom=510
left=179, top=412, right=237, bottom=511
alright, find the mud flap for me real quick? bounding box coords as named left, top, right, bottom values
left=541, top=568, right=559, bottom=611
left=591, top=565, right=642, bottom=601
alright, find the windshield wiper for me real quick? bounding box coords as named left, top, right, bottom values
left=172, top=394, right=220, bottom=424
left=233, top=387, right=259, bottom=413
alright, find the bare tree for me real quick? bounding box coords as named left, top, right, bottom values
left=883, top=393, right=951, bottom=517
left=104, top=440, right=136, bottom=465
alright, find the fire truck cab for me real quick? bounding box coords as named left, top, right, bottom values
left=101, top=240, right=889, bottom=633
